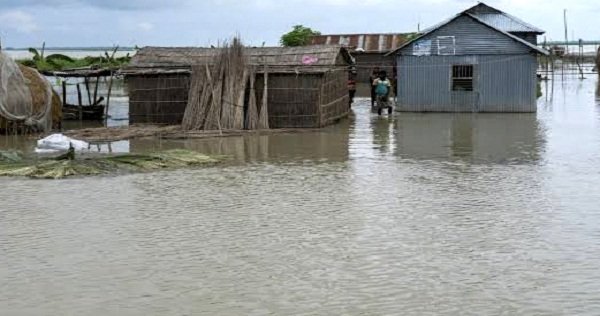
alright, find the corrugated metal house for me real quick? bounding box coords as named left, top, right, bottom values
left=123, top=46, right=353, bottom=128
left=389, top=3, right=548, bottom=113
left=311, top=33, right=415, bottom=83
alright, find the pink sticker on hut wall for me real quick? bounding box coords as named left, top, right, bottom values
left=302, top=55, right=319, bottom=65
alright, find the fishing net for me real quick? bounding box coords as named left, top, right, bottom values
left=0, top=52, right=52, bottom=131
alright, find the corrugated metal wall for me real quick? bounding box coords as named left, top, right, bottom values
left=400, top=15, right=531, bottom=56
left=395, top=14, right=539, bottom=113
left=510, top=32, right=538, bottom=45
left=397, top=54, right=537, bottom=112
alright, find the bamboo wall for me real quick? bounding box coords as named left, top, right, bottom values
left=128, top=74, right=190, bottom=124
left=127, top=70, right=349, bottom=128
left=319, top=70, right=350, bottom=127
left=254, top=73, right=321, bottom=128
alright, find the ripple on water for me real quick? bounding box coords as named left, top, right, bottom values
left=2, top=79, right=600, bottom=315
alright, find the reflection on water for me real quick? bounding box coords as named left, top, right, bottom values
left=1, top=78, right=600, bottom=315
left=596, top=79, right=600, bottom=106
left=130, top=126, right=350, bottom=163
left=394, top=113, right=544, bottom=163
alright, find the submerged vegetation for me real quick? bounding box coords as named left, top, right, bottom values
left=0, top=149, right=224, bottom=179
left=16, top=43, right=132, bottom=71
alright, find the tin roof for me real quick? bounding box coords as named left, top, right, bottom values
left=310, top=33, right=416, bottom=53
left=465, top=3, right=545, bottom=34
left=387, top=8, right=549, bottom=56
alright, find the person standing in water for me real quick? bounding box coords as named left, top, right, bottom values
left=348, top=69, right=357, bottom=108
left=369, top=67, right=381, bottom=107
left=372, top=70, right=393, bottom=115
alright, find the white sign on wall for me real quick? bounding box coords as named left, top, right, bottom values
left=413, top=40, right=432, bottom=56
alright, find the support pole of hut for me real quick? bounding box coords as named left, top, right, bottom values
left=76, top=83, right=83, bottom=121
left=105, top=72, right=114, bottom=123
left=62, top=80, right=67, bottom=108
left=93, top=76, right=100, bottom=105
left=258, top=64, right=269, bottom=130
left=84, top=77, right=92, bottom=105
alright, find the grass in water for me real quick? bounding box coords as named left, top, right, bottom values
left=0, top=149, right=224, bottom=179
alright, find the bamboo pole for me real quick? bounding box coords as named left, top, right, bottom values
left=245, top=68, right=258, bottom=130
left=258, top=64, right=269, bottom=129
left=84, top=78, right=92, bottom=105
left=93, top=76, right=100, bottom=105
left=62, top=80, right=67, bottom=108
left=76, top=83, right=83, bottom=121
left=105, top=73, right=114, bottom=123
left=234, top=68, right=249, bottom=130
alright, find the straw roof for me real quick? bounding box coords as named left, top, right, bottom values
left=123, top=45, right=353, bottom=75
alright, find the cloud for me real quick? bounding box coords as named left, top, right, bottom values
left=137, top=22, right=154, bottom=31
left=0, top=10, right=38, bottom=33
left=1, top=0, right=598, bottom=48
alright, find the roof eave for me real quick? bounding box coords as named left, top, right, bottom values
left=467, top=13, right=549, bottom=56
left=386, top=12, right=549, bottom=56
left=466, top=2, right=545, bottom=34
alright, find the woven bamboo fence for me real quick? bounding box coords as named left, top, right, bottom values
left=124, top=43, right=353, bottom=129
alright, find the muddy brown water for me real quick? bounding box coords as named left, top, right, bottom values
left=1, top=77, right=600, bottom=315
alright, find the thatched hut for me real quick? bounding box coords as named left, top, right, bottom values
left=123, top=45, right=353, bottom=128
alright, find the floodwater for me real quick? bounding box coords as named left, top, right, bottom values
left=1, top=76, right=600, bottom=315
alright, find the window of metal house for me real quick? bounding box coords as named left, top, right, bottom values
left=452, top=65, right=474, bottom=91
left=437, top=36, right=456, bottom=55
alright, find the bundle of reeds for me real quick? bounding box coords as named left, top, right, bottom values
left=182, top=38, right=266, bottom=131
left=244, top=66, right=258, bottom=130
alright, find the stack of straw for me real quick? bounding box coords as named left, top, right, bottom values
left=182, top=38, right=269, bottom=131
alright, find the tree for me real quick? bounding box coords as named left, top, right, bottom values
left=280, top=25, right=321, bottom=47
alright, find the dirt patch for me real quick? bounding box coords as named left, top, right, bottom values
left=62, top=124, right=322, bottom=142
left=63, top=125, right=182, bottom=142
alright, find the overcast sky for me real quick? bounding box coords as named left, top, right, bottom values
left=0, top=0, right=597, bottom=48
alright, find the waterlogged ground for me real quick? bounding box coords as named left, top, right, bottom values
left=1, top=77, right=600, bottom=315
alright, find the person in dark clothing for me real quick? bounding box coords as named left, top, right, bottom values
left=369, top=67, right=381, bottom=107
left=348, top=70, right=357, bottom=108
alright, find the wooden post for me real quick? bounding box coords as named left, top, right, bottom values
left=62, top=80, right=67, bottom=108
left=84, top=78, right=92, bottom=105
left=105, top=72, right=114, bottom=122
left=258, top=64, right=269, bottom=130
left=76, top=83, right=83, bottom=121
left=93, top=76, right=100, bottom=105
left=563, top=10, right=569, bottom=56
